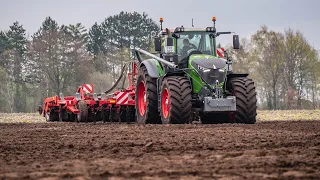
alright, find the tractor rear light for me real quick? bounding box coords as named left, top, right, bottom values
left=212, top=16, right=216, bottom=21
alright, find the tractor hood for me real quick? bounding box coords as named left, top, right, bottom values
left=190, top=54, right=227, bottom=70
left=189, top=54, right=227, bottom=86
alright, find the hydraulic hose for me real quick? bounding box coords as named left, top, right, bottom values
left=103, top=60, right=139, bottom=94
left=104, top=63, right=128, bottom=94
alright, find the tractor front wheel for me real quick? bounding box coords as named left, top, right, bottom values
left=228, top=77, right=257, bottom=124
left=160, top=76, right=192, bottom=124
left=135, top=66, right=161, bottom=124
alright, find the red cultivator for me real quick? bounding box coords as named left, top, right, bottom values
left=38, top=95, right=79, bottom=122
left=39, top=61, right=138, bottom=123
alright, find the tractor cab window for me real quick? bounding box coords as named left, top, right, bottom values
left=177, top=31, right=214, bottom=61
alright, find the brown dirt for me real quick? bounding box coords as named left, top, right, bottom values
left=0, top=121, right=320, bottom=180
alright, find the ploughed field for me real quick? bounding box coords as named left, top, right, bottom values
left=0, top=111, right=320, bottom=179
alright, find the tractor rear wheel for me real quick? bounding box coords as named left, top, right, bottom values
left=228, top=77, right=257, bottom=124
left=77, top=100, right=88, bottom=123
left=135, top=66, right=161, bottom=124
left=160, top=76, right=192, bottom=124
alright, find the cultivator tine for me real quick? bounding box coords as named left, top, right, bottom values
left=60, top=93, right=65, bottom=101
left=75, top=93, right=81, bottom=101
left=93, top=93, right=98, bottom=101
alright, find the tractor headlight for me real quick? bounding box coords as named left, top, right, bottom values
left=197, top=68, right=227, bottom=86
left=198, top=65, right=210, bottom=72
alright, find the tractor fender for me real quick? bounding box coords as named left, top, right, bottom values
left=140, top=59, right=163, bottom=78
left=227, top=73, right=248, bottom=79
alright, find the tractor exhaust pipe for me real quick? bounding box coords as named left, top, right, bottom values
left=134, top=47, right=177, bottom=68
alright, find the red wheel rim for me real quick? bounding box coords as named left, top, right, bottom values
left=138, top=81, right=147, bottom=116
left=161, top=88, right=170, bottom=119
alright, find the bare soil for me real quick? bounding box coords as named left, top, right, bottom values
left=0, top=121, right=320, bottom=180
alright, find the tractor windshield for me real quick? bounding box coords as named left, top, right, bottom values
left=177, top=31, right=214, bottom=60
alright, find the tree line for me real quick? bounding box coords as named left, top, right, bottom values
left=0, top=11, right=158, bottom=113
left=0, top=11, right=319, bottom=112
left=228, top=25, right=320, bottom=110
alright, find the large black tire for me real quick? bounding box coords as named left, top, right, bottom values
left=160, top=76, right=192, bottom=124
left=77, top=100, right=88, bottom=123
left=228, top=77, right=257, bottom=124
left=135, top=66, right=161, bottom=124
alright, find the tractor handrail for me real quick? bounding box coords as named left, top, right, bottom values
left=134, top=47, right=177, bottom=68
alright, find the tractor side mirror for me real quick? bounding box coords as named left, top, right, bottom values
left=233, top=35, right=240, bottom=49
left=154, top=37, right=161, bottom=52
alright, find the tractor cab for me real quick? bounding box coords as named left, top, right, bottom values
left=176, top=30, right=215, bottom=61
left=155, top=17, right=240, bottom=72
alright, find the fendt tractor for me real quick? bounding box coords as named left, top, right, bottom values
left=133, top=17, right=257, bottom=124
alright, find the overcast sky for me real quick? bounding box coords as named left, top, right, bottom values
left=1, top=0, right=319, bottom=49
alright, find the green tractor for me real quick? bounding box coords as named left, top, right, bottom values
left=133, top=17, right=257, bottom=124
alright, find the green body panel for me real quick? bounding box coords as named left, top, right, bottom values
left=154, top=60, right=165, bottom=76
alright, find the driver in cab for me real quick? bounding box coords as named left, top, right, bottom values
left=182, top=39, right=197, bottom=52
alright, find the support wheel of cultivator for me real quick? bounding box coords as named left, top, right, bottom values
left=119, top=106, right=127, bottom=123
left=45, top=109, right=58, bottom=122
left=126, top=106, right=135, bottom=123
left=135, top=66, right=161, bottom=124
left=101, top=105, right=110, bottom=123
left=59, top=106, right=69, bottom=122
left=227, top=77, right=257, bottom=124
left=120, top=106, right=135, bottom=123
left=77, top=100, right=88, bottom=123
left=160, top=76, right=192, bottom=124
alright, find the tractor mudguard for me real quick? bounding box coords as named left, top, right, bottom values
left=140, top=59, right=164, bottom=78
left=227, top=73, right=248, bottom=79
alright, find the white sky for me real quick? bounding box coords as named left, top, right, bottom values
left=1, top=0, right=319, bottom=49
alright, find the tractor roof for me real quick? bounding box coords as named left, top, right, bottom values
left=162, top=28, right=210, bottom=33
left=162, top=28, right=210, bottom=34
left=183, top=28, right=208, bottom=32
